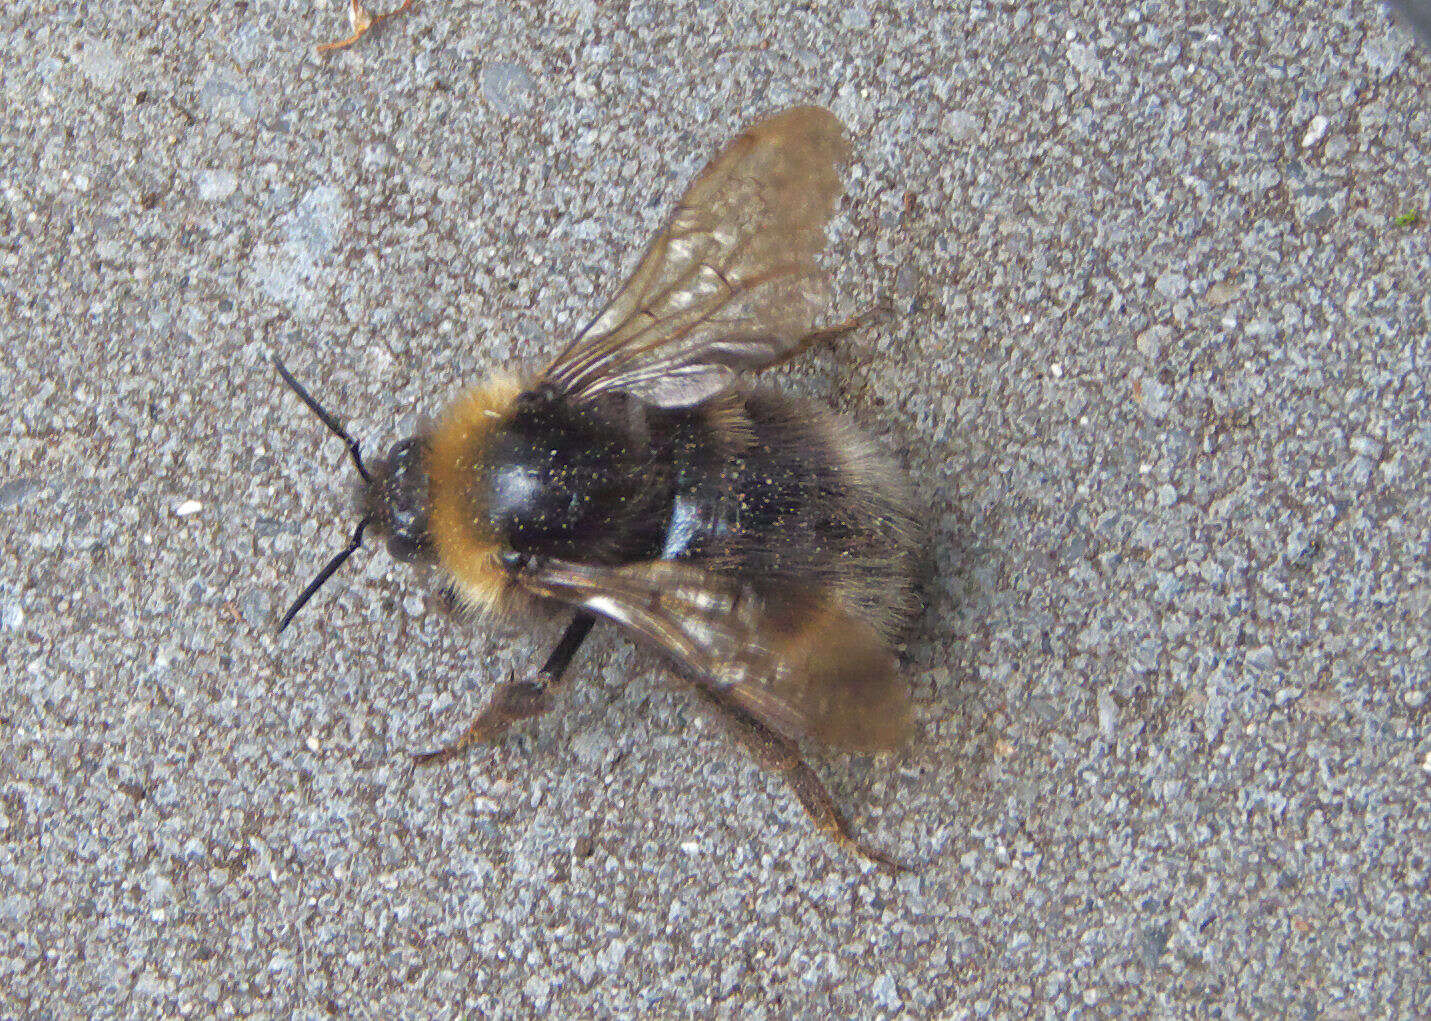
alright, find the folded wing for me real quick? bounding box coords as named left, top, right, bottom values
left=519, top=558, right=909, bottom=752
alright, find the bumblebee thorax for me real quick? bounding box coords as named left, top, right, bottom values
left=475, top=387, right=651, bottom=559
left=425, top=375, right=663, bottom=610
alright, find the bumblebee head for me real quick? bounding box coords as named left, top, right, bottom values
left=362, top=437, right=433, bottom=564
left=272, top=356, right=432, bottom=633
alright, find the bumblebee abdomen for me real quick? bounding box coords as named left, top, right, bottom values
left=672, top=389, right=921, bottom=643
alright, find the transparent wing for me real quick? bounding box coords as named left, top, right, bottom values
left=541, top=106, right=852, bottom=408
left=518, top=558, right=909, bottom=752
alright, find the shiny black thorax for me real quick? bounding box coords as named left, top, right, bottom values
left=474, top=387, right=680, bottom=564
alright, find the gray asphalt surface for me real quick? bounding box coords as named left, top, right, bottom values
left=2, top=1, right=1428, bottom=1016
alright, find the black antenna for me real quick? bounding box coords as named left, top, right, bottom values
left=272, top=355, right=372, bottom=483
left=271, top=355, right=375, bottom=633
left=277, top=518, right=371, bottom=633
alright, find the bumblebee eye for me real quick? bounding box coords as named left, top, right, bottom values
left=386, top=532, right=427, bottom=564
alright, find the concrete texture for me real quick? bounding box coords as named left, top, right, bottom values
left=2, top=1, right=1428, bottom=1016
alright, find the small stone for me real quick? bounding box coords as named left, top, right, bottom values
left=570, top=729, right=613, bottom=767
left=1203, top=281, right=1239, bottom=306
left=605, top=939, right=627, bottom=967
left=896, top=262, right=919, bottom=298
left=240, top=590, right=270, bottom=628
left=1292, top=178, right=1338, bottom=228
left=1067, top=42, right=1101, bottom=77
left=1136, top=325, right=1170, bottom=360
left=94, top=239, right=126, bottom=265
left=1141, top=924, right=1172, bottom=967
left=1362, top=29, right=1411, bottom=78
left=283, top=186, right=349, bottom=260
left=943, top=111, right=980, bottom=143
left=0, top=478, right=43, bottom=509
left=1247, top=647, right=1276, bottom=673
left=1154, top=271, right=1189, bottom=300
left=1156, top=483, right=1177, bottom=507
left=1403, top=690, right=1426, bottom=709
left=198, top=72, right=259, bottom=124
left=1301, top=115, right=1330, bottom=149
left=523, top=973, right=551, bottom=1009
left=1350, top=435, right=1384, bottom=459
left=1139, top=379, right=1171, bottom=420
left=77, top=39, right=126, bottom=90
left=481, top=62, right=535, bottom=116
left=175, top=500, right=203, bottom=517
left=147, top=875, right=175, bottom=905
left=196, top=169, right=237, bottom=202
left=255, top=186, right=350, bottom=314
left=842, top=5, right=871, bottom=29
left=872, top=973, right=901, bottom=1010
left=1097, top=691, right=1118, bottom=734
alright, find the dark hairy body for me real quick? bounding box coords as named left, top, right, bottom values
left=393, top=378, right=920, bottom=868
left=469, top=385, right=919, bottom=645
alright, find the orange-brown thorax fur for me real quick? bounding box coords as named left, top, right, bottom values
left=425, top=374, right=523, bottom=613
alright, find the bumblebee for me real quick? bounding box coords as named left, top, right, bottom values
left=275, top=107, right=921, bottom=869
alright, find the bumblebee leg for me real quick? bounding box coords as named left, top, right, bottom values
left=766, top=297, right=893, bottom=368
left=699, top=690, right=906, bottom=873
left=412, top=613, right=595, bottom=766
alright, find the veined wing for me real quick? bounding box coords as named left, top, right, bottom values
left=541, top=106, right=852, bottom=408
left=517, top=557, right=909, bottom=752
